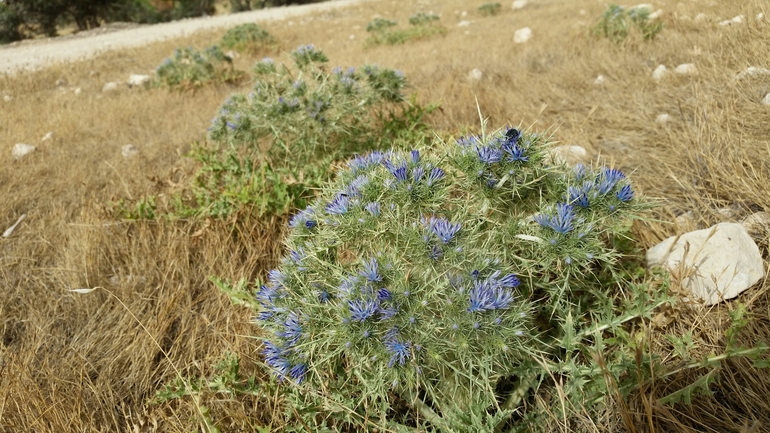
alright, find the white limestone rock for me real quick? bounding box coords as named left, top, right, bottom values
left=3, top=95, right=12, bottom=102
left=652, top=64, right=668, bottom=81
left=127, top=74, right=151, bottom=87
left=55, top=77, right=68, bottom=87
left=12, top=143, right=36, bottom=159
left=73, top=87, right=82, bottom=95
left=41, top=131, right=54, bottom=142
left=762, top=93, right=770, bottom=106
left=736, top=67, right=770, bottom=80
left=758, top=13, right=764, bottom=21
left=514, top=27, right=532, bottom=43
left=648, top=9, right=663, bottom=20
left=121, top=144, right=139, bottom=158
left=549, top=145, right=588, bottom=165
left=719, top=15, right=745, bottom=26
left=468, top=68, right=483, bottom=81
left=646, top=223, right=764, bottom=305
left=675, top=63, right=698, bottom=75
left=457, top=20, right=471, bottom=27
left=512, top=0, right=527, bottom=10
left=102, top=82, right=119, bottom=92
left=694, top=13, right=707, bottom=22
left=594, top=75, right=606, bottom=85
left=655, top=113, right=671, bottom=124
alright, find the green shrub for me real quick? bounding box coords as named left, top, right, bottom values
left=220, top=23, right=276, bottom=56
left=153, top=45, right=244, bottom=90
left=365, top=17, right=397, bottom=32
left=593, top=4, right=663, bottom=42
left=408, top=11, right=440, bottom=26
left=478, top=2, right=502, bottom=17
left=149, top=45, right=435, bottom=220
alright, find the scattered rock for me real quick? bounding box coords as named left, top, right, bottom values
left=549, top=145, right=588, bottom=165
left=225, top=50, right=240, bottom=59
left=646, top=223, right=764, bottom=306
left=349, top=34, right=355, bottom=40
left=694, top=13, right=707, bottom=22
left=121, top=144, right=139, bottom=158
left=652, top=64, right=668, bottom=81
left=461, top=11, right=467, bottom=17
left=762, top=93, right=770, bottom=106
left=127, top=74, right=151, bottom=87
left=55, top=77, right=68, bottom=87
left=41, top=131, right=54, bottom=142
left=12, top=143, right=36, bottom=159
left=655, top=113, right=671, bottom=124
left=719, top=15, right=745, bottom=26
left=513, top=27, right=532, bottom=43
left=735, top=67, right=770, bottom=80
left=674, top=63, right=698, bottom=75
left=742, top=212, right=770, bottom=243
left=630, top=4, right=652, bottom=12
left=468, top=68, right=483, bottom=81
left=594, top=75, right=606, bottom=85
left=512, top=0, right=527, bottom=10
left=102, top=82, right=119, bottom=92
left=758, top=13, right=764, bottom=21
left=649, top=9, right=663, bottom=20
left=73, top=87, right=82, bottom=95
left=3, top=95, right=12, bottom=102
left=457, top=20, right=471, bottom=27
left=2, top=214, right=26, bottom=238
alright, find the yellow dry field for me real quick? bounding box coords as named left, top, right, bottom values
left=1, top=0, right=769, bottom=431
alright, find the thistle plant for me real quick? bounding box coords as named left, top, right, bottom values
left=366, top=17, right=398, bottom=32
left=593, top=4, right=663, bottom=42
left=249, top=124, right=668, bottom=431
left=220, top=23, right=277, bottom=56
left=479, top=3, right=502, bottom=17
left=154, top=45, right=244, bottom=90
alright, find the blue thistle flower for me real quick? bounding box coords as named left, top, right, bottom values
left=574, top=164, right=588, bottom=181
left=365, top=201, right=381, bottom=217
left=289, top=363, right=307, bottom=383
left=456, top=135, right=480, bottom=147
left=568, top=186, right=590, bottom=207
left=326, top=194, right=350, bottom=215
left=467, top=277, right=515, bottom=312
left=349, top=299, right=379, bottom=322
left=411, top=150, right=420, bottom=163
left=390, top=162, right=408, bottom=182
left=360, top=258, right=382, bottom=282
left=430, top=244, right=443, bottom=260
left=346, top=175, right=369, bottom=197
left=377, top=288, right=393, bottom=301
left=378, top=303, right=400, bottom=320
left=502, top=141, right=528, bottom=162
left=262, top=341, right=291, bottom=379
left=475, top=144, right=503, bottom=164
left=423, top=216, right=462, bottom=243
left=289, top=206, right=317, bottom=229
left=498, top=273, right=520, bottom=288
left=318, top=290, right=329, bottom=303
left=385, top=338, right=411, bottom=368
left=412, top=166, right=425, bottom=183
left=338, top=275, right=359, bottom=298
left=597, top=168, right=626, bottom=194
left=426, top=167, right=445, bottom=186
left=616, top=184, right=634, bottom=202
left=279, top=313, right=303, bottom=346
left=535, top=202, right=576, bottom=234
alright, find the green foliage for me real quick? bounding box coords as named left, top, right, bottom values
left=153, top=45, right=244, bottom=90
left=365, top=17, right=397, bottom=32
left=479, top=2, right=502, bottom=17
left=408, top=11, right=440, bottom=26
left=220, top=23, right=276, bottom=55
left=593, top=4, right=663, bottom=42
left=0, top=3, right=23, bottom=43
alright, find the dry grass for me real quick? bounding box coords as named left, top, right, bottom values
left=1, top=0, right=769, bottom=431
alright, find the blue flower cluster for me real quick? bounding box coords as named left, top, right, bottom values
left=289, top=206, right=317, bottom=229
left=467, top=270, right=520, bottom=312
left=534, top=202, right=576, bottom=234
left=422, top=215, right=462, bottom=243
left=456, top=127, right=532, bottom=188
left=565, top=165, right=635, bottom=209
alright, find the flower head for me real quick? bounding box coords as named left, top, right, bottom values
left=326, top=194, right=351, bottom=215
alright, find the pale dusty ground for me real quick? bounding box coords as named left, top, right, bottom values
left=0, top=0, right=364, bottom=75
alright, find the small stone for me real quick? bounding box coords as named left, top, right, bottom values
left=694, top=13, right=707, bottom=22
left=73, top=87, right=82, bottom=95
left=742, top=212, right=770, bottom=243
left=762, top=93, right=770, bottom=106
left=102, top=82, right=119, bottom=92
left=675, top=63, right=698, bottom=75
left=648, top=9, right=663, bottom=20
left=468, top=68, right=483, bottom=81
left=719, top=15, right=745, bottom=26
left=655, top=113, right=671, bottom=124
left=349, top=34, right=355, bottom=39
left=122, top=144, right=139, bottom=158
left=735, top=67, right=769, bottom=81
left=549, top=145, right=588, bottom=165
left=513, top=27, right=532, bottom=43
left=224, top=50, right=239, bottom=59
left=593, top=75, right=606, bottom=85
left=757, top=13, right=764, bottom=20
left=127, top=74, right=151, bottom=87
left=12, top=143, right=36, bottom=159
left=55, top=77, right=68, bottom=87
left=458, top=20, right=471, bottom=27
left=461, top=11, right=467, bottom=17
left=512, top=0, right=527, bottom=10
left=3, top=95, right=12, bottom=102
left=41, top=131, right=54, bottom=142
left=579, top=9, right=586, bottom=16
left=652, top=64, right=668, bottom=81
left=646, top=223, right=764, bottom=306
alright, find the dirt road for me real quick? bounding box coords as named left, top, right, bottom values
left=0, top=0, right=364, bottom=75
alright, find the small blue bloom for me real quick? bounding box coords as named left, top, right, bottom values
left=456, top=135, right=480, bottom=147
left=498, top=274, right=520, bottom=288
left=279, top=313, right=303, bottom=346
left=426, top=167, right=445, bottom=186
left=346, top=175, right=369, bottom=197
left=597, top=168, right=626, bottom=194
left=475, top=144, right=503, bottom=164
left=467, top=277, right=515, bottom=312
left=326, top=194, right=350, bottom=215
left=616, top=184, right=634, bottom=202
left=289, top=363, right=307, bottom=383
left=360, top=258, right=382, bottom=282
left=318, top=290, right=329, bottom=303
left=535, top=202, right=575, bottom=234
left=568, top=186, right=590, bottom=207
left=385, top=338, right=411, bottom=368
left=365, top=201, right=381, bottom=217
left=289, top=206, right=317, bottom=229
left=390, top=162, right=408, bottom=182
left=349, top=299, right=379, bottom=322
left=412, top=166, right=425, bottom=183
left=411, top=150, right=420, bottom=163
left=226, top=122, right=236, bottom=130
left=430, top=244, right=443, bottom=260
left=377, top=288, right=393, bottom=301
left=423, top=216, right=462, bottom=243
left=378, top=304, right=400, bottom=320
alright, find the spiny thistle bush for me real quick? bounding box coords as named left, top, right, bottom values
left=365, top=13, right=446, bottom=47
left=240, top=124, right=684, bottom=431
left=220, top=23, right=277, bottom=56
left=593, top=4, right=663, bottom=42
left=478, top=3, right=502, bottom=17
left=175, top=45, right=434, bottom=219
left=154, top=45, right=244, bottom=90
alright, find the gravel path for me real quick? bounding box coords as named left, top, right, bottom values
left=0, top=0, right=364, bottom=75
